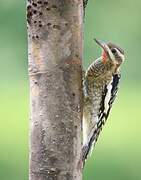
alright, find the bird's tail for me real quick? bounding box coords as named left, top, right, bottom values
left=82, top=127, right=102, bottom=164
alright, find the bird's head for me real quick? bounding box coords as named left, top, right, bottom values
left=95, top=39, right=125, bottom=68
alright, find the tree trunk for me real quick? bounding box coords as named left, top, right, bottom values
left=27, top=0, right=83, bottom=180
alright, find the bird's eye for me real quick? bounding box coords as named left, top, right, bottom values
left=111, top=48, right=117, bottom=54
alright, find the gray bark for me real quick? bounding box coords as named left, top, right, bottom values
left=27, top=0, right=83, bottom=180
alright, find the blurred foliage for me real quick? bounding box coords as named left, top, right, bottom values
left=0, top=0, right=141, bottom=180
left=0, top=0, right=27, bottom=85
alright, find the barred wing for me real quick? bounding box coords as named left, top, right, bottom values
left=82, top=73, right=121, bottom=162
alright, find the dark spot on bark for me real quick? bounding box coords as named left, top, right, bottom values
left=47, top=23, right=51, bottom=26
left=38, top=20, right=43, bottom=27
left=37, top=1, right=42, bottom=4
left=45, top=168, right=60, bottom=180
left=46, top=8, right=50, bottom=11
left=72, top=93, right=75, bottom=97
left=36, top=35, right=39, bottom=39
left=65, top=23, right=68, bottom=26
left=39, top=12, right=43, bottom=16
left=27, top=5, right=31, bottom=10
left=52, top=5, right=57, bottom=9
left=33, top=10, right=37, bottom=14
left=27, top=8, right=32, bottom=24
left=34, top=81, right=38, bottom=84
left=32, top=3, right=37, bottom=7
left=34, top=20, right=37, bottom=24
left=53, top=25, right=61, bottom=30
left=75, top=54, right=79, bottom=57
left=44, top=1, right=48, bottom=5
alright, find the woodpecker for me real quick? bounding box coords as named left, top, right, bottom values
left=82, top=39, right=125, bottom=163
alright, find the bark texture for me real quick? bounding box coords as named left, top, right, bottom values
left=27, top=0, right=83, bottom=180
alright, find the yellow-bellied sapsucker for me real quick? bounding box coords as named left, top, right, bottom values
left=82, top=39, right=125, bottom=162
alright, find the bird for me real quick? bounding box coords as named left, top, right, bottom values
left=82, top=39, right=125, bottom=163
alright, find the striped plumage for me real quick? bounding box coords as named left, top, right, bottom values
left=82, top=39, right=125, bottom=163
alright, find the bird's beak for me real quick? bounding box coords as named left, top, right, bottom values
left=94, top=39, right=111, bottom=60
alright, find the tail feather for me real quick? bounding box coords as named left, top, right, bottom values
left=82, top=126, right=101, bottom=163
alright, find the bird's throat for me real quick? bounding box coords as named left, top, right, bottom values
left=102, top=51, right=107, bottom=64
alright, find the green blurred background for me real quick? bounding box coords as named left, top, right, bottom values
left=0, top=0, right=141, bottom=180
